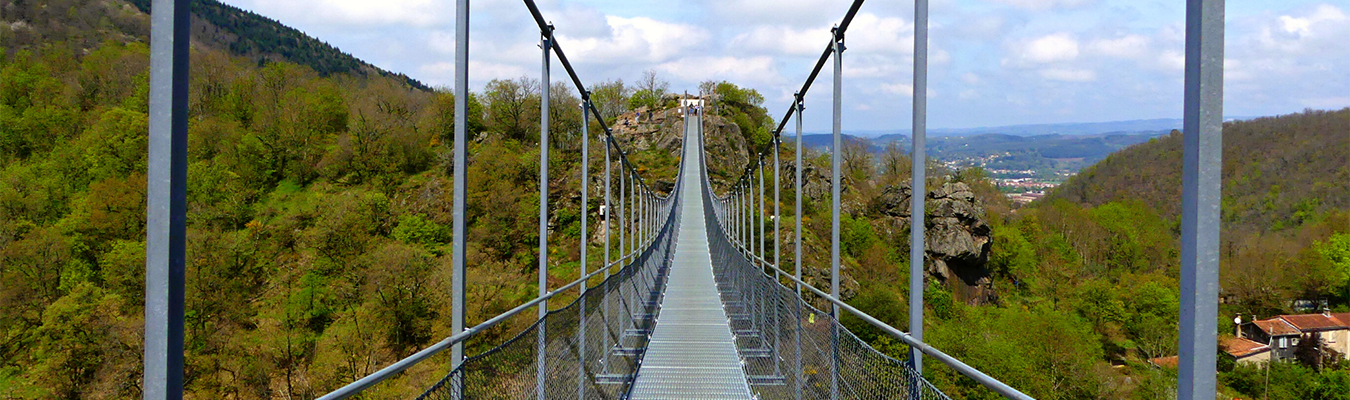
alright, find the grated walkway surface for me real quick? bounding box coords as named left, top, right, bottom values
left=628, top=116, right=753, bottom=400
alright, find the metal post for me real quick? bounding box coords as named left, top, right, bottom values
left=646, top=190, right=651, bottom=244
left=830, top=27, right=844, bottom=400
left=636, top=187, right=642, bottom=248
left=536, top=25, right=552, bottom=400
left=144, top=1, right=188, bottom=398
left=773, top=134, right=782, bottom=378
left=641, top=186, right=646, bottom=247
left=731, top=188, right=737, bottom=243
left=620, top=157, right=626, bottom=266
left=793, top=95, right=804, bottom=400
left=747, top=176, right=753, bottom=255
left=774, top=138, right=782, bottom=282
left=793, top=95, right=804, bottom=297
left=748, top=177, right=755, bottom=258
left=641, top=188, right=646, bottom=246
left=450, top=0, right=470, bottom=389
left=1178, top=0, right=1224, bottom=398
left=577, top=100, right=590, bottom=400
left=910, top=0, right=928, bottom=379
left=756, top=160, right=769, bottom=356
left=745, top=183, right=756, bottom=250
left=630, top=170, right=637, bottom=257
left=602, top=135, right=612, bottom=375
left=759, top=160, right=766, bottom=267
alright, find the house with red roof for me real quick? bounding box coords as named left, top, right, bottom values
left=1241, top=311, right=1349, bottom=363
left=1221, top=336, right=1272, bottom=365
left=1243, top=317, right=1301, bottom=361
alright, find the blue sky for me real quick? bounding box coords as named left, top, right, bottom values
left=219, top=0, right=1349, bottom=131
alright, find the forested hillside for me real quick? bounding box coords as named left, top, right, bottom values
left=0, top=0, right=427, bottom=89
left=0, top=18, right=722, bottom=399
left=1, top=1, right=1346, bottom=398
left=1052, top=109, right=1349, bottom=231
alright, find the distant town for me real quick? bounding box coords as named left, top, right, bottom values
left=940, top=152, right=1078, bottom=205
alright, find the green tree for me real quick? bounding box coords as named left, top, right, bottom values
left=1316, top=233, right=1350, bottom=301
left=483, top=77, right=539, bottom=142
left=79, top=108, right=149, bottom=183
left=589, top=79, right=630, bottom=121
left=27, top=283, right=129, bottom=399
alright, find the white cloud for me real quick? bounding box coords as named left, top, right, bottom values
left=1253, top=4, right=1349, bottom=53
left=1039, top=68, right=1096, bottom=82
left=1005, top=33, right=1080, bottom=66
left=880, top=83, right=913, bottom=96
left=1088, top=34, right=1151, bottom=59
left=843, top=13, right=914, bottom=55
left=418, top=60, right=532, bottom=86
left=223, top=0, right=1349, bottom=130
left=227, top=0, right=445, bottom=27
left=560, top=16, right=710, bottom=64
left=698, top=0, right=841, bottom=26
left=1278, top=4, right=1347, bottom=37
left=986, top=0, right=1094, bottom=10
left=655, top=56, right=782, bottom=87
left=729, top=13, right=914, bottom=57
left=1158, top=50, right=1185, bottom=72
left=844, top=54, right=906, bottom=79
left=729, top=25, right=832, bottom=56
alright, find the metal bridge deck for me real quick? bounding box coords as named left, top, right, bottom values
left=629, top=117, right=753, bottom=400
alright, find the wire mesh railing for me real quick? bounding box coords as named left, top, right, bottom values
left=693, top=120, right=951, bottom=400
left=418, top=194, right=681, bottom=399
left=418, top=105, right=704, bottom=400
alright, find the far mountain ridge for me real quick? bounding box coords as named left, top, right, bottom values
left=820, top=115, right=1264, bottom=139
left=802, top=117, right=1183, bottom=139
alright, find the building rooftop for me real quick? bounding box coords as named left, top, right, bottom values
left=1252, top=318, right=1301, bottom=336
left=1222, top=336, right=1271, bottom=358
left=1331, top=313, right=1350, bottom=327
left=1279, top=313, right=1349, bottom=332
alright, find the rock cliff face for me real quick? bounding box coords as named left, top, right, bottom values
left=610, top=107, right=751, bottom=195
left=875, top=182, right=996, bottom=305
left=783, top=159, right=842, bottom=204
left=610, top=107, right=684, bottom=158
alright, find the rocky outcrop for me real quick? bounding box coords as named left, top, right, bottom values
left=875, top=182, right=996, bottom=305
left=784, top=158, right=843, bottom=204
left=611, top=107, right=684, bottom=158
left=610, top=107, right=751, bottom=195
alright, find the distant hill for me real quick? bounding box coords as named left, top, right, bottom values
left=0, top=0, right=427, bottom=90
left=927, top=118, right=1182, bottom=137
left=817, top=118, right=1183, bottom=139
left=1047, top=108, right=1349, bottom=230
left=124, top=0, right=428, bottom=90
left=794, top=133, right=876, bottom=152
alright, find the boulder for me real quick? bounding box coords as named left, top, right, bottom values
left=875, top=181, right=997, bottom=305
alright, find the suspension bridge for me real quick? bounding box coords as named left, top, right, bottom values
left=140, top=0, right=1227, bottom=398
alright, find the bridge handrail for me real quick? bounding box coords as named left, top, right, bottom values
left=741, top=253, right=1034, bottom=400
left=318, top=67, right=695, bottom=400
left=315, top=259, right=618, bottom=400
